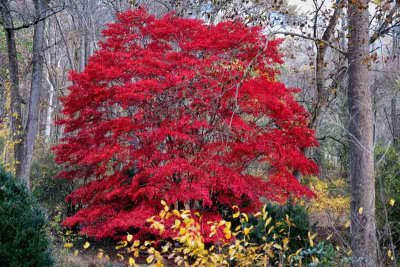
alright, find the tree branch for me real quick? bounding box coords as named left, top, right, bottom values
left=370, top=0, right=400, bottom=44
left=1, top=3, right=65, bottom=31
left=271, top=31, right=347, bottom=56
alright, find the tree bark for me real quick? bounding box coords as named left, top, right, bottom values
left=347, top=0, right=378, bottom=265
left=0, top=1, right=24, bottom=177
left=44, top=69, right=55, bottom=139
left=18, top=0, right=48, bottom=188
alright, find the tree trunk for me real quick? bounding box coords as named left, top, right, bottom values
left=0, top=1, right=24, bottom=177
left=347, top=0, right=378, bottom=265
left=44, top=70, right=55, bottom=140
left=18, top=0, right=48, bottom=188
left=79, top=35, right=86, bottom=72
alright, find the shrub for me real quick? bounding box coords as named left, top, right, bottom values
left=242, top=201, right=312, bottom=253
left=31, top=143, right=74, bottom=217
left=375, top=145, right=400, bottom=250
left=54, top=8, right=318, bottom=240
left=303, top=176, right=349, bottom=214
left=0, top=167, right=53, bottom=267
left=107, top=201, right=336, bottom=266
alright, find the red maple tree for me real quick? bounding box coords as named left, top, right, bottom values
left=53, top=9, right=318, bottom=240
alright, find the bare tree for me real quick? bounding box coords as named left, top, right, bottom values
left=18, top=0, right=49, bottom=188
left=0, top=1, right=24, bottom=176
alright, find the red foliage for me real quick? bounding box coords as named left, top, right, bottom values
left=53, top=9, right=318, bottom=240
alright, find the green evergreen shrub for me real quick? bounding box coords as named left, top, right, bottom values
left=242, top=201, right=311, bottom=250
left=0, top=167, right=53, bottom=267
left=240, top=201, right=335, bottom=266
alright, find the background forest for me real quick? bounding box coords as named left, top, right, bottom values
left=1, top=0, right=400, bottom=266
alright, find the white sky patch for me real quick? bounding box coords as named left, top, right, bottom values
left=289, top=0, right=314, bottom=12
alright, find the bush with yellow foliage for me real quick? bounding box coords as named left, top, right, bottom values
left=103, top=201, right=337, bottom=266
left=303, top=176, right=350, bottom=215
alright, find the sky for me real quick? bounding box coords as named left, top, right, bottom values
left=289, top=0, right=313, bottom=12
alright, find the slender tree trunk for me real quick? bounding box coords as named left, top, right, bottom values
left=0, top=1, right=24, bottom=177
left=45, top=70, right=54, bottom=139
left=18, top=0, right=48, bottom=188
left=347, top=0, right=378, bottom=265
left=79, top=35, right=86, bottom=72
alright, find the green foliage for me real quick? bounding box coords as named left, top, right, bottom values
left=242, top=201, right=311, bottom=252
left=375, top=145, right=400, bottom=244
left=31, top=143, right=73, bottom=216
left=299, top=241, right=336, bottom=267
left=239, top=201, right=336, bottom=266
left=0, top=167, right=54, bottom=267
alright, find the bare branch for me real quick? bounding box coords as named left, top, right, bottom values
left=370, top=0, right=400, bottom=44
left=271, top=31, right=347, bottom=56
left=1, top=3, right=65, bottom=31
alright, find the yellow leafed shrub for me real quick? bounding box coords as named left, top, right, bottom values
left=95, top=201, right=338, bottom=266
left=303, top=176, right=349, bottom=214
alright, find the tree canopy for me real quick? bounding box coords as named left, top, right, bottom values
left=54, top=9, right=318, bottom=240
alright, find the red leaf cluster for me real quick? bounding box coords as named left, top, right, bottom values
left=53, top=9, right=318, bottom=240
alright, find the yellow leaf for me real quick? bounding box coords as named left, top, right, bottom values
left=273, top=243, right=282, bottom=250
left=282, top=237, right=289, bottom=250
left=232, top=211, right=240, bottom=219
left=265, top=217, right=272, bottom=227
left=358, top=207, right=363, bottom=215
left=388, top=249, right=392, bottom=258
left=179, top=227, right=186, bottom=235
left=347, top=249, right=352, bottom=256
left=161, top=243, right=171, bottom=253
left=326, top=233, right=333, bottom=241
left=267, top=226, right=274, bottom=235
left=174, top=219, right=181, bottom=228
left=244, top=227, right=250, bottom=235
left=73, top=249, right=79, bottom=256
left=318, top=40, right=326, bottom=48
left=161, top=200, right=167, bottom=206
left=311, top=255, right=319, bottom=263
left=308, top=232, right=316, bottom=247
left=116, top=253, right=124, bottom=260
left=129, top=257, right=135, bottom=266
left=225, top=232, right=232, bottom=239
left=172, top=209, right=180, bottom=216
left=159, top=210, right=166, bottom=219
left=389, top=199, right=395, bottom=207
left=241, top=213, right=248, bottom=222
left=223, top=227, right=231, bottom=234
left=116, top=240, right=128, bottom=249
left=159, top=224, right=165, bottom=234
left=127, top=233, right=133, bottom=242
left=83, top=241, right=90, bottom=249
left=133, top=240, right=140, bottom=247
left=344, top=220, right=350, bottom=229
left=146, top=255, right=154, bottom=264
left=63, top=243, right=73, bottom=249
